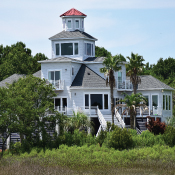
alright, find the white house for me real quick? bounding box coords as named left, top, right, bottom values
left=37, top=8, right=174, bottom=133
left=0, top=8, right=174, bottom=143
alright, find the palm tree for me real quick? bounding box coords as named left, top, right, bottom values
left=115, top=93, right=147, bottom=129
left=126, top=52, right=145, bottom=94
left=100, top=55, right=124, bottom=124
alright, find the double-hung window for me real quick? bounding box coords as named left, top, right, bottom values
left=75, top=20, right=79, bottom=29
left=48, top=71, right=61, bottom=88
left=67, top=20, right=71, bottom=29
left=84, top=43, right=94, bottom=56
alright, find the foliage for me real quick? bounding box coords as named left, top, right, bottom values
left=166, top=115, right=175, bottom=127
left=103, top=126, right=133, bottom=150
left=117, top=92, right=147, bottom=129
left=96, top=130, right=107, bottom=147
left=146, top=116, right=166, bottom=135
left=0, top=42, right=48, bottom=81
left=126, top=52, right=145, bottom=94
left=100, top=55, right=123, bottom=123
left=95, top=46, right=111, bottom=58
left=0, top=75, right=58, bottom=154
left=163, top=126, right=175, bottom=147
left=64, top=112, right=92, bottom=134
left=151, top=57, right=175, bottom=80
left=132, top=130, right=165, bottom=147
left=9, top=142, right=21, bottom=155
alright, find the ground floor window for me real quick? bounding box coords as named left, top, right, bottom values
left=85, top=94, right=108, bottom=110
left=55, top=98, right=67, bottom=111
left=152, top=95, right=158, bottom=107
left=163, top=95, right=171, bottom=110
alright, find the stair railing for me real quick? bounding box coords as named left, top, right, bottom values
left=96, top=106, right=107, bottom=137
left=114, top=108, right=125, bottom=128
left=136, top=127, right=142, bottom=135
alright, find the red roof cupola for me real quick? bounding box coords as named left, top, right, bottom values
left=60, top=8, right=87, bottom=17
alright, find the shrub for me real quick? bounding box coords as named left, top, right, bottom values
left=85, top=134, right=96, bottom=146
left=103, top=126, right=133, bottom=150
left=163, top=126, right=175, bottom=147
left=132, top=130, right=165, bottom=147
left=95, top=129, right=107, bottom=147
left=9, top=142, right=21, bottom=155
left=146, top=116, right=166, bottom=135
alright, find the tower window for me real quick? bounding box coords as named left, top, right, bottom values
left=84, top=43, right=93, bottom=56
left=67, top=20, right=71, bottom=28
left=56, top=44, right=59, bottom=55
left=74, top=43, right=78, bottom=55
left=82, top=20, right=84, bottom=28
left=75, top=20, right=79, bottom=28
left=61, top=43, right=73, bottom=55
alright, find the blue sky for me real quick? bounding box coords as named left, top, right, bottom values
left=1, top=0, right=175, bottom=65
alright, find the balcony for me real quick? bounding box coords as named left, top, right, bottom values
left=117, top=80, right=133, bottom=91
left=49, top=80, right=64, bottom=90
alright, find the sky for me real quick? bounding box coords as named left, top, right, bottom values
left=1, top=0, right=175, bottom=65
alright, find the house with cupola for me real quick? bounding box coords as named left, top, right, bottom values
left=0, top=8, right=174, bottom=138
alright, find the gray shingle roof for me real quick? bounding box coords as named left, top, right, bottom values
left=0, top=74, right=25, bottom=87
left=0, top=71, right=42, bottom=87
left=33, top=70, right=41, bottom=78
left=49, top=30, right=97, bottom=40
left=71, top=64, right=107, bottom=88
left=127, top=75, right=174, bottom=90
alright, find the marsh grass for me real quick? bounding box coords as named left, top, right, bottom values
left=1, top=144, right=175, bottom=175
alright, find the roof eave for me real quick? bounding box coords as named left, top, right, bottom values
left=49, top=37, right=97, bottom=41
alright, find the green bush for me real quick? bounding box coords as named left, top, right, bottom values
left=9, top=142, right=21, bottom=155
left=132, top=130, right=165, bottom=147
left=103, top=126, right=133, bottom=150
left=85, top=134, right=96, bottom=146
left=163, top=126, right=175, bottom=147
left=95, top=130, right=107, bottom=147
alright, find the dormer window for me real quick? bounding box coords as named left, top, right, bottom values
left=67, top=20, right=72, bottom=28
left=75, top=20, right=79, bottom=29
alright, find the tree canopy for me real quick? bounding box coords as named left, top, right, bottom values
left=0, top=75, right=57, bottom=156
left=95, top=46, right=111, bottom=58
left=0, top=42, right=48, bottom=81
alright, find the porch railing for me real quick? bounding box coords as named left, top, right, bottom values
left=49, top=80, right=64, bottom=90
left=117, top=80, right=132, bottom=90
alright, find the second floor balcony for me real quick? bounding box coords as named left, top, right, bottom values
left=117, top=80, right=133, bottom=91
left=49, top=80, right=64, bottom=90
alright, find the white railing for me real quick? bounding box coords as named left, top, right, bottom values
left=136, top=127, right=142, bottom=135
left=115, top=108, right=125, bottom=128
left=55, top=106, right=67, bottom=113
left=96, top=106, right=107, bottom=137
left=117, top=80, right=132, bottom=90
left=49, top=80, right=64, bottom=90
left=153, top=106, right=162, bottom=115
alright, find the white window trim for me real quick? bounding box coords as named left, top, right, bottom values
left=53, top=96, right=68, bottom=109
left=84, top=42, right=94, bottom=56
left=163, top=94, right=171, bottom=111
left=83, top=92, right=110, bottom=111
left=67, top=19, right=72, bottom=29
left=75, top=19, right=80, bottom=29
left=47, top=69, right=62, bottom=82
left=54, top=41, right=79, bottom=56
left=62, top=19, right=66, bottom=30
left=81, top=19, right=84, bottom=29
left=151, top=94, right=159, bottom=109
